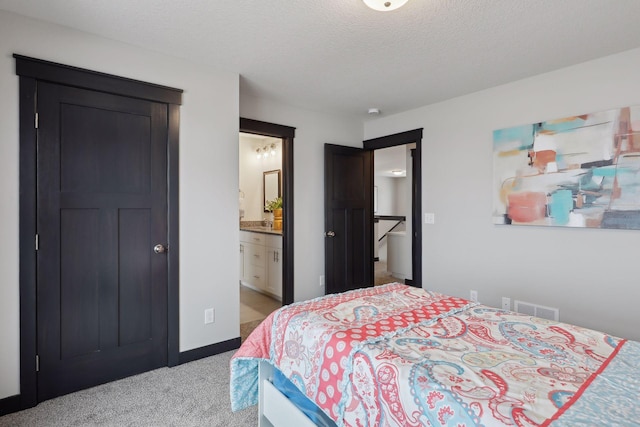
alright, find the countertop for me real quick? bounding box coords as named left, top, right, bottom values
left=240, top=226, right=282, bottom=236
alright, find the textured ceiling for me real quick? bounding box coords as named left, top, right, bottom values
left=2, top=0, right=640, bottom=118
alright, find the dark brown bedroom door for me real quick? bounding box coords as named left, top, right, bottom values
left=324, top=144, right=373, bottom=294
left=36, top=81, right=169, bottom=401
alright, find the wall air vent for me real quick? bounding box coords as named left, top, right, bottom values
left=514, top=300, right=559, bottom=321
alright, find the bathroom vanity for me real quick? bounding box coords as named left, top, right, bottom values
left=239, top=228, right=282, bottom=300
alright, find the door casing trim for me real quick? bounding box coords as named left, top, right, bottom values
left=364, top=128, right=423, bottom=287
left=15, top=54, right=182, bottom=409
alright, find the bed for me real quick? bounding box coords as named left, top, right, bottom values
left=230, top=283, right=640, bottom=426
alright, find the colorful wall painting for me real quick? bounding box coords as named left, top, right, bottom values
left=493, top=106, right=640, bottom=229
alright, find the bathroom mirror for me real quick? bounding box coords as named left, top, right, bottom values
left=263, top=169, right=281, bottom=212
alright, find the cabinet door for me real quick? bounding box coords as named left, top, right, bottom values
left=246, top=243, right=266, bottom=268
left=240, top=230, right=266, bottom=245
left=241, top=242, right=267, bottom=290
left=266, top=246, right=282, bottom=299
left=245, top=263, right=266, bottom=289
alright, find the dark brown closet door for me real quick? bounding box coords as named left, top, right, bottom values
left=324, top=144, right=373, bottom=294
left=36, top=81, right=168, bottom=400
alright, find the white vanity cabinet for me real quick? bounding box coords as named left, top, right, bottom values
left=240, top=231, right=282, bottom=300
left=265, top=235, right=282, bottom=299
left=240, top=232, right=266, bottom=289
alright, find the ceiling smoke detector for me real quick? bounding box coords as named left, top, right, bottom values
left=363, top=0, right=409, bottom=12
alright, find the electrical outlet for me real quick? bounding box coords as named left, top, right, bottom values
left=502, top=297, right=511, bottom=311
left=204, top=308, right=214, bottom=324
left=470, top=290, right=478, bottom=302
left=319, top=275, right=325, bottom=287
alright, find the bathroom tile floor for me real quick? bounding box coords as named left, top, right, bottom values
left=240, top=285, right=281, bottom=324
left=239, top=285, right=281, bottom=342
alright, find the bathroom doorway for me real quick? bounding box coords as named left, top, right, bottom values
left=238, top=118, right=294, bottom=340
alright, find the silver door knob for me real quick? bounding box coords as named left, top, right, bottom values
left=154, top=244, right=167, bottom=254
left=325, top=231, right=336, bottom=237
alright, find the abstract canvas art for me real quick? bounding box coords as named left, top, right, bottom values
left=493, top=106, right=640, bottom=229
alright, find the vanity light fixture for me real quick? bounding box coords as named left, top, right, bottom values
left=363, top=0, right=409, bottom=12
left=391, top=169, right=405, bottom=176
left=257, top=143, right=278, bottom=160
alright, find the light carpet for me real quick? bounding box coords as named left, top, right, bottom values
left=0, top=350, right=258, bottom=427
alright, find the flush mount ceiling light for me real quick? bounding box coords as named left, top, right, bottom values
left=391, top=169, right=405, bottom=176
left=363, top=0, right=409, bottom=11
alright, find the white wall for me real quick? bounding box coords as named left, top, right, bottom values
left=393, top=178, right=409, bottom=217
left=240, top=94, right=362, bottom=302
left=239, top=135, right=282, bottom=221
left=374, top=176, right=395, bottom=215
left=0, top=11, right=239, bottom=400
left=365, top=48, right=640, bottom=342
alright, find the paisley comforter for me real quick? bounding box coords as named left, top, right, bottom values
left=230, top=283, right=640, bottom=426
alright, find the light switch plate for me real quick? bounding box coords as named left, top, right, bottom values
left=424, top=213, right=435, bottom=224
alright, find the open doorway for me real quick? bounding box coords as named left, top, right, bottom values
left=364, top=128, right=423, bottom=288
left=373, top=144, right=415, bottom=286
left=238, top=118, right=295, bottom=341
left=238, top=133, right=283, bottom=340
left=323, top=129, right=422, bottom=294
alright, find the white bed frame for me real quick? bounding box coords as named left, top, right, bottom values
left=258, top=360, right=318, bottom=427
